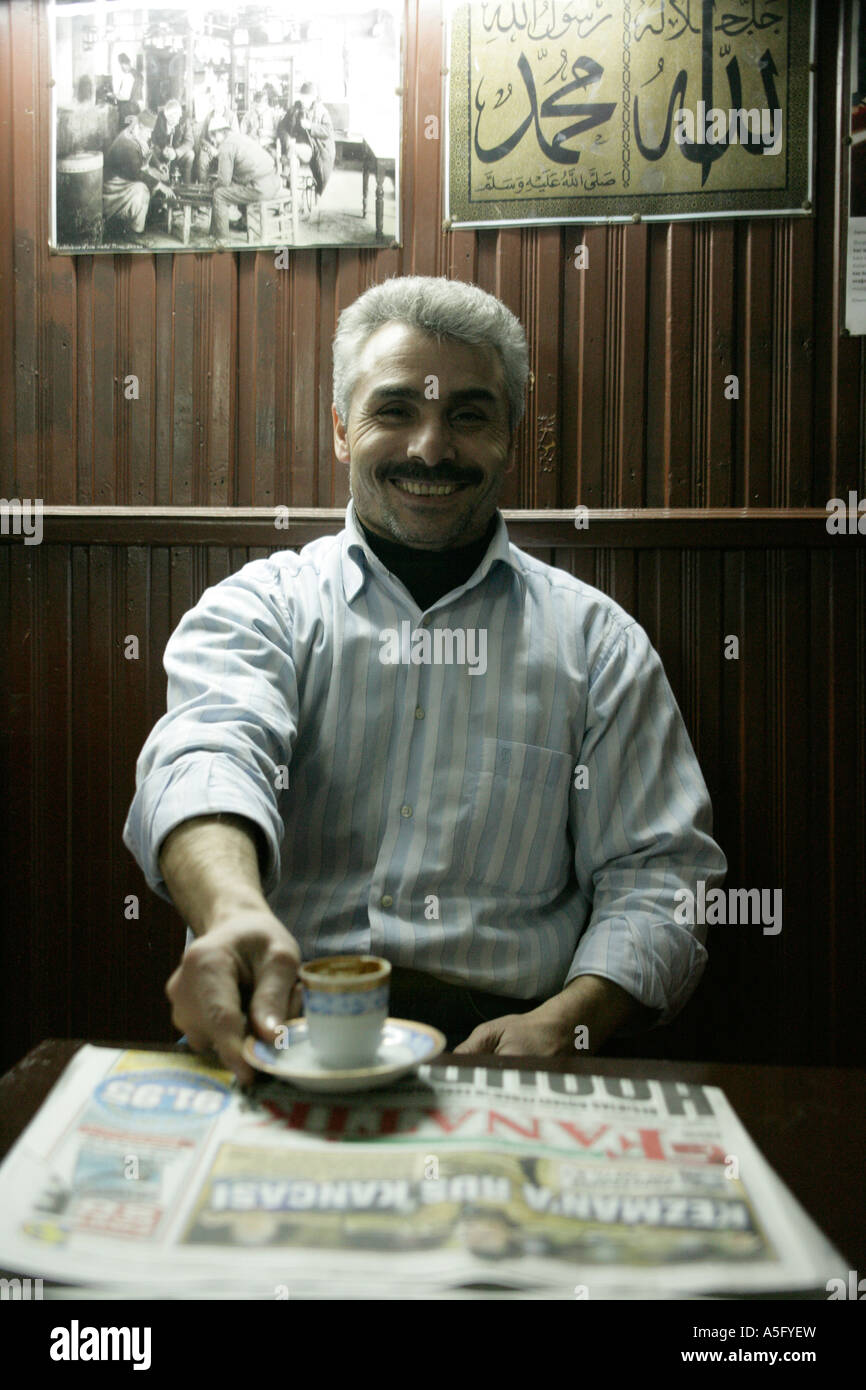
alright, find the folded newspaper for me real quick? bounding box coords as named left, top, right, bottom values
left=0, top=1046, right=845, bottom=1298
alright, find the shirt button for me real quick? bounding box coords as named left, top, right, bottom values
left=414, top=706, right=425, bottom=720
left=420, top=615, right=431, bottom=627
left=400, top=804, right=413, bottom=818
left=381, top=894, right=393, bottom=908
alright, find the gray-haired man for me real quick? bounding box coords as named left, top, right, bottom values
left=124, top=276, right=726, bottom=1083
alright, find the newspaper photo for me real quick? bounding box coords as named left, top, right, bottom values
left=0, top=1047, right=845, bottom=1298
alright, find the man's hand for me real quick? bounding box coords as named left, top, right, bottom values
left=452, top=1007, right=569, bottom=1057
left=166, top=909, right=302, bottom=1086
left=453, top=974, right=651, bottom=1057
left=158, top=814, right=302, bottom=1086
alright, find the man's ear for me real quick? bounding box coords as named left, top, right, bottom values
left=332, top=404, right=350, bottom=463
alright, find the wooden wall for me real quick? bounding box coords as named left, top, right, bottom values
left=1, top=2, right=864, bottom=1071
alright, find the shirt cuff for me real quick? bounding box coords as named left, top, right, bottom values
left=122, top=753, right=283, bottom=902
left=563, top=916, right=709, bottom=1029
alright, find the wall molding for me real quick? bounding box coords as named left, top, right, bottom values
left=1, top=507, right=856, bottom=548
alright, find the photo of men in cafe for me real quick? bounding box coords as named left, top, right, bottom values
left=51, top=2, right=400, bottom=251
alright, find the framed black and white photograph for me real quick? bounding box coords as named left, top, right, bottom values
left=49, top=0, right=402, bottom=253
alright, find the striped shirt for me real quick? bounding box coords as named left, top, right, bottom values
left=123, top=500, right=727, bottom=1025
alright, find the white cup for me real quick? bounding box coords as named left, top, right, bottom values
left=299, top=955, right=391, bottom=1068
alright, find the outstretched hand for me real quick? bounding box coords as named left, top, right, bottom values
left=166, top=911, right=302, bottom=1086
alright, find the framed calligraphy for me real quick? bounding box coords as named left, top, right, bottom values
left=445, top=1, right=814, bottom=227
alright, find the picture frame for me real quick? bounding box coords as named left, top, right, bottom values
left=50, top=0, right=402, bottom=253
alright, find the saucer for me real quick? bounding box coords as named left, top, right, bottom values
left=242, top=1017, right=446, bottom=1092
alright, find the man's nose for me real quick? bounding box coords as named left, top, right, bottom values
left=405, top=415, right=457, bottom=466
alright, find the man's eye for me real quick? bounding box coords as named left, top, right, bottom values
left=376, top=406, right=487, bottom=422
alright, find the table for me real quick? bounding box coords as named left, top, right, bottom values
left=334, top=134, right=395, bottom=237
left=162, top=182, right=215, bottom=245
left=1, top=1040, right=862, bottom=1277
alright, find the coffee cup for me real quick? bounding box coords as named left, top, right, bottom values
left=298, top=955, right=391, bottom=1068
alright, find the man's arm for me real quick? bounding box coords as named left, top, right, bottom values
left=216, top=139, right=235, bottom=186
left=455, top=611, right=725, bottom=1057
left=562, top=614, right=725, bottom=1026
left=122, top=558, right=305, bottom=1082
left=123, top=557, right=298, bottom=904
left=453, top=975, right=651, bottom=1058
left=160, top=813, right=302, bottom=1086
left=532, top=974, right=654, bottom=1048
left=159, top=812, right=268, bottom=937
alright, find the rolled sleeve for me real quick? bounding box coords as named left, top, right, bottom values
left=122, top=560, right=299, bottom=902
left=565, top=614, right=727, bottom=1027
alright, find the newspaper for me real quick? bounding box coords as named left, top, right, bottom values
left=0, top=1046, right=845, bottom=1298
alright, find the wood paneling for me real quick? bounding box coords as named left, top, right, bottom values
left=0, top=2, right=864, bottom=1075
left=1, top=2, right=863, bottom=506
left=1, top=517, right=863, bottom=1073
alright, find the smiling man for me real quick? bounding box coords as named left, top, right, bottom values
left=124, top=275, right=726, bottom=1084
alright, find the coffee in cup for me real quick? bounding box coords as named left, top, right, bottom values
left=298, top=955, right=391, bottom=1068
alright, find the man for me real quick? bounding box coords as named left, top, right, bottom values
left=151, top=99, right=196, bottom=185
left=241, top=91, right=277, bottom=148
left=276, top=81, right=335, bottom=197
left=113, top=53, right=143, bottom=127
left=123, top=276, right=727, bottom=1085
left=102, top=109, right=174, bottom=238
left=240, top=91, right=279, bottom=176
left=195, top=91, right=240, bottom=181
left=200, top=103, right=239, bottom=145
left=206, top=116, right=282, bottom=239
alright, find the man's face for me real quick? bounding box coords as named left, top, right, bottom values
left=332, top=321, right=514, bottom=550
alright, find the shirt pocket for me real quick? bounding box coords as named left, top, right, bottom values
left=457, top=738, right=575, bottom=897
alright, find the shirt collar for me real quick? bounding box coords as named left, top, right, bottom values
left=340, top=498, right=526, bottom=606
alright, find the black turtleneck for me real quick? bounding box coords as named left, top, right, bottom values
left=357, top=512, right=498, bottom=613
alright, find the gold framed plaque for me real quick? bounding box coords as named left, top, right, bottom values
left=445, top=0, right=814, bottom=227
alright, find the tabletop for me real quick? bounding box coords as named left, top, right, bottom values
left=1, top=1040, right=863, bottom=1275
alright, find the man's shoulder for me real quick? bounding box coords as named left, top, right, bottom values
left=507, top=538, right=637, bottom=633
left=503, top=538, right=648, bottom=678
left=212, top=530, right=343, bottom=594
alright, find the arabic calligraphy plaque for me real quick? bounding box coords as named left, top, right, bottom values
left=446, top=1, right=813, bottom=226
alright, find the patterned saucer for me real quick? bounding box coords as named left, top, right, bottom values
left=242, top=1017, right=446, bottom=1092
